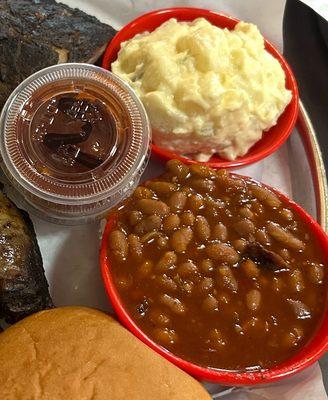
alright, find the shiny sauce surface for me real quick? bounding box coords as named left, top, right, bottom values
left=31, top=93, right=117, bottom=174
left=108, top=161, right=327, bottom=371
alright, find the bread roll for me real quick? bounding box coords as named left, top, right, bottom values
left=0, top=307, right=211, bottom=399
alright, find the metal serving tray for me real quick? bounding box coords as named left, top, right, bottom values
left=294, top=102, right=327, bottom=230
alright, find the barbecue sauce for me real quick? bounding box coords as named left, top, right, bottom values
left=31, top=93, right=117, bottom=174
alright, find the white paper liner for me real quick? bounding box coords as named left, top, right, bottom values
left=298, top=0, right=328, bottom=21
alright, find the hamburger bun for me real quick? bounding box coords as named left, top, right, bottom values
left=0, top=306, right=211, bottom=399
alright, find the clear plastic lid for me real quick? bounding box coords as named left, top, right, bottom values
left=0, top=64, right=151, bottom=223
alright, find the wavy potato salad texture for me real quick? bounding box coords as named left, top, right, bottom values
left=112, top=18, right=292, bottom=161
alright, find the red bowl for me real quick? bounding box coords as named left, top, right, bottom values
left=102, top=7, right=299, bottom=169
left=100, top=175, right=328, bottom=386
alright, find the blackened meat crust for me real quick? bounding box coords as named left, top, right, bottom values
left=0, top=192, right=53, bottom=324
left=0, top=0, right=117, bottom=108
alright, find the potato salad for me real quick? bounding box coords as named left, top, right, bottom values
left=112, top=18, right=292, bottom=161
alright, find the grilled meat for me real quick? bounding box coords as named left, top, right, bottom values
left=0, top=192, right=53, bottom=324
left=0, top=0, right=117, bottom=108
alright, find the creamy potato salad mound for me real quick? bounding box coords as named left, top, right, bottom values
left=112, top=18, right=292, bottom=160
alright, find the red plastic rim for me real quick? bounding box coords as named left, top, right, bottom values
left=102, top=7, right=299, bottom=169
left=100, top=175, right=328, bottom=386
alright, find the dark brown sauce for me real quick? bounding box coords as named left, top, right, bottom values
left=31, top=93, right=117, bottom=174
left=108, top=162, right=327, bottom=371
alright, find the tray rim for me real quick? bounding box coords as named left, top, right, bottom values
left=297, top=101, right=328, bottom=231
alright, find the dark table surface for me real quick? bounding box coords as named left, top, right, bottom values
left=284, top=0, right=328, bottom=394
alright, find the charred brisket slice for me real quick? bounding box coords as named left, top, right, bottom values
left=0, top=0, right=117, bottom=108
left=0, top=192, right=53, bottom=324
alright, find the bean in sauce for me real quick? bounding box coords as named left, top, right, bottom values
left=107, top=160, right=327, bottom=371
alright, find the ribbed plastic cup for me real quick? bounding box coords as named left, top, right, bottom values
left=0, top=63, right=151, bottom=225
